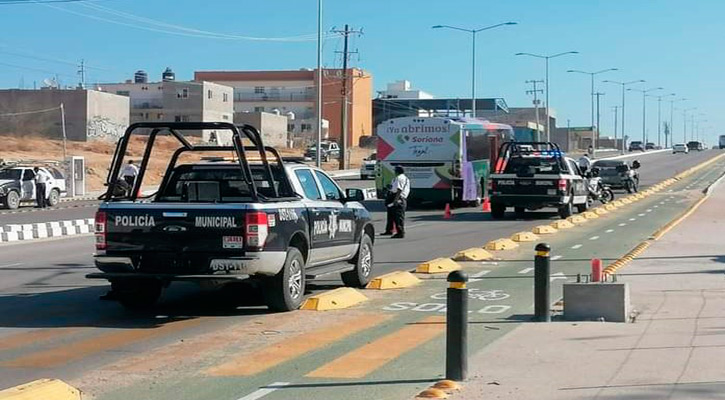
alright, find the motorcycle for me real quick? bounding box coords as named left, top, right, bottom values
left=587, top=168, right=614, bottom=205
left=616, top=160, right=640, bottom=193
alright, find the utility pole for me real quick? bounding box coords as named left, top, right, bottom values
left=332, top=24, right=362, bottom=170
left=315, top=0, right=323, bottom=168
left=78, top=59, right=86, bottom=90
left=60, top=103, right=67, bottom=159
left=594, top=92, right=604, bottom=153
left=612, top=106, right=620, bottom=150
left=525, top=79, right=544, bottom=141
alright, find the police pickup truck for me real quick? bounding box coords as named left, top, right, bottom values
left=88, top=122, right=375, bottom=312
left=489, top=142, right=589, bottom=219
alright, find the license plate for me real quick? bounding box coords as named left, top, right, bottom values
left=548, top=189, right=557, bottom=195
left=210, top=259, right=247, bottom=272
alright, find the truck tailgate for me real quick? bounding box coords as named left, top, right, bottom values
left=493, top=176, right=562, bottom=195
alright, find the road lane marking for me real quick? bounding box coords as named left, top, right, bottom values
left=0, top=328, right=82, bottom=351
left=237, top=382, right=291, bottom=400
left=306, top=316, right=445, bottom=378
left=0, top=263, right=23, bottom=268
left=207, top=314, right=389, bottom=377
left=469, top=270, right=491, bottom=282
left=589, top=236, right=600, bottom=240
left=629, top=218, right=637, bottom=221
left=654, top=205, right=659, bottom=208
left=551, top=255, right=563, bottom=261
left=605, top=229, right=615, bottom=233
left=571, top=244, right=583, bottom=249
left=619, top=223, right=627, bottom=227
left=0, top=318, right=205, bottom=368
left=550, top=272, right=567, bottom=282
left=638, top=213, right=646, bottom=217
left=518, top=268, right=534, bottom=274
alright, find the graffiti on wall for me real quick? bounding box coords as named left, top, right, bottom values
left=87, top=116, right=126, bottom=140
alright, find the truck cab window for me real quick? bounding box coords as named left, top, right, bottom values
left=295, top=169, right=322, bottom=200
left=314, top=171, right=342, bottom=200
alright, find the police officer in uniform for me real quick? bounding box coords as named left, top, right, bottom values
left=33, top=167, right=51, bottom=208
left=383, top=166, right=410, bottom=239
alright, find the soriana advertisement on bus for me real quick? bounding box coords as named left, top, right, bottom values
left=376, top=117, right=461, bottom=190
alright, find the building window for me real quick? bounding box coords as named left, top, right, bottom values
left=222, top=114, right=229, bottom=120
left=207, top=89, right=213, bottom=99
left=174, top=116, right=181, bottom=122
left=181, top=115, right=190, bottom=122
left=223, top=93, right=228, bottom=102
left=144, top=112, right=149, bottom=120
left=288, top=124, right=295, bottom=131
left=254, top=86, right=265, bottom=94
left=157, top=113, right=163, bottom=120
left=178, top=88, right=189, bottom=99
left=116, top=90, right=130, bottom=96
left=301, top=123, right=312, bottom=132
left=254, top=106, right=264, bottom=113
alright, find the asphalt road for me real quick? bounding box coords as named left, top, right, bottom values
left=0, top=149, right=722, bottom=399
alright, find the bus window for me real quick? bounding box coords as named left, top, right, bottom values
left=465, top=132, right=491, bottom=161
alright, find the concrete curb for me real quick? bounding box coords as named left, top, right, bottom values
left=0, top=379, right=82, bottom=400
left=0, top=218, right=94, bottom=243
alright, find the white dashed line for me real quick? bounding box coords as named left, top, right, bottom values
left=629, top=218, right=637, bottom=221
left=638, top=213, right=646, bottom=217
left=619, top=223, right=627, bottom=227
left=605, top=229, right=614, bottom=233
left=237, top=383, right=291, bottom=400
left=571, top=244, right=583, bottom=249
left=654, top=205, right=659, bottom=208
left=551, top=255, right=563, bottom=261
left=550, top=272, right=568, bottom=282
left=518, top=268, right=534, bottom=274
left=646, top=209, right=653, bottom=212
left=469, top=269, right=491, bottom=282
left=590, top=236, right=600, bottom=240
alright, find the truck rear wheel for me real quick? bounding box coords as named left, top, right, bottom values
left=265, top=247, right=306, bottom=312
left=559, top=199, right=573, bottom=219
left=342, top=234, right=374, bottom=287
left=112, top=280, right=162, bottom=310
left=491, top=203, right=506, bottom=219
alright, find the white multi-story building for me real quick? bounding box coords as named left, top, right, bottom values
left=378, top=80, right=433, bottom=100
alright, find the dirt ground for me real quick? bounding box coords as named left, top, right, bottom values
left=0, top=136, right=374, bottom=191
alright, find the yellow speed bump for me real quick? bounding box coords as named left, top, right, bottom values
left=567, top=215, right=588, bottom=224
left=366, top=271, right=421, bottom=290
left=551, top=220, right=575, bottom=229
left=611, top=200, right=625, bottom=207
left=634, top=193, right=646, bottom=200
left=452, top=248, right=493, bottom=261
left=0, top=379, right=81, bottom=400
left=582, top=211, right=600, bottom=219
left=484, top=238, right=519, bottom=251
left=533, top=225, right=558, bottom=234
left=511, top=231, right=539, bottom=242
left=416, top=258, right=462, bottom=274
left=433, top=380, right=461, bottom=391
left=604, top=203, right=618, bottom=211
left=416, top=388, right=448, bottom=399
left=301, top=287, right=367, bottom=311
left=593, top=207, right=609, bottom=215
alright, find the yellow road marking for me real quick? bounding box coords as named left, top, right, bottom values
left=0, top=318, right=204, bottom=368
left=207, top=314, right=390, bottom=377
left=306, top=315, right=445, bottom=378
left=0, top=328, right=82, bottom=352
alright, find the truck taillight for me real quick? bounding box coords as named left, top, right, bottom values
left=245, top=212, right=269, bottom=251
left=557, top=179, right=568, bottom=191
left=95, top=211, right=107, bottom=251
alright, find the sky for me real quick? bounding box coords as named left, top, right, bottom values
left=0, top=0, right=722, bottom=145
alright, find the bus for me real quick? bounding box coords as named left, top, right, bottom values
left=375, top=116, right=514, bottom=206
left=719, top=135, right=725, bottom=149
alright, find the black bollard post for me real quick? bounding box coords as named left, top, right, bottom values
left=446, top=270, right=469, bottom=381
left=534, top=243, right=551, bottom=322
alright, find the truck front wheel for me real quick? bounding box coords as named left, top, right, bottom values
left=342, top=234, right=374, bottom=287
left=491, top=203, right=506, bottom=219
left=265, top=247, right=306, bottom=312
left=112, top=279, right=162, bottom=310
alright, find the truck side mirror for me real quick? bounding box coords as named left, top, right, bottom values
left=345, top=188, right=365, bottom=202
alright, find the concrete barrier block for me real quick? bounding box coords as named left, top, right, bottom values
left=484, top=238, right=519, bottom=251
left=300, top=287, right=367, bottom=311
left=452, top=248, right=493, bottom=261
left=61, top=221, right=74, bottom=228
left=582, top=211, right=600, bottom=219
left=567, top=215, right=588, bottom=225
left=1, top=231, right=19, bottom=241
left=0, top=379, right=82, bottom=400
left=416, top=258, right=462, bottom=274
left=550, top=220, right=575, bottom=230
left=511, top=231, right=539, bottom=242
left=563, top=283, right=630, bottom=323
left=533, top=225, right=558, bottom=234
left=366, top=271, right=421, bottom=289
left=49, top=227, right=63, bottom=237
left=593, top=207, right=609, bottom=215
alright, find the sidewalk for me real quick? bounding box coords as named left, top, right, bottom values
left=452, top=180, right=725, bottom=399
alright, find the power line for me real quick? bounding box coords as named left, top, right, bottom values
left=0, top=105, right=61, bottom=116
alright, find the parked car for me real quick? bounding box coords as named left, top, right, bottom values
left=591, top=159, right=641, bottom=193
left=0, top=165, right=66, bottom=209
left=304, top=141, right=340, bottom=162
left=673, top=143, right=689, bottom=154
left=360, top=153, right=377, bottom=180
left=628, top=141, right=645, bottom=152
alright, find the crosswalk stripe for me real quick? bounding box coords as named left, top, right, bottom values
left=306, top=315, right=445, bottom=379
left=0, top=318, right=204, bottom=368
left=0, top=328, right=82, bottom=352
left=206, top=314, right=389, bottom=377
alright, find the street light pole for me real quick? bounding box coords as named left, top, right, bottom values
left=566, top=68, right=618, bottom=134
left=627, top=87, right=663, bottom=144
left=683, top=107, right=696, bottom=143
left=647, top=93, right=675, bottom=148
left=669, top=98, right=686, bottom=147
left=603, top=80, right=645, bottom=153
left=516, top=51, right=579, bottom=142
left=433, top=22, right=517, bottom=118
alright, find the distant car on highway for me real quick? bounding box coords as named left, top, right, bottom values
left=628, top=141, right=645, bottom=152
left=591, top=159, right=641, bottom=193
left=304, top=141, right=340, bottom=162
left=0, top=165, right=66, bottom=209
left=673, top=143, right=689, bottom=154
left=687, top=141, right=704, bottom=151
left=360, top=153, right=377, bottom=180
left=645, top=142, right=656, bottom=150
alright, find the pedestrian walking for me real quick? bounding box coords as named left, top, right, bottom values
left=33, top=167, right=51, bottom=208
left=120, top=160, right=139, bottom=191
left=383, top=166, right=409, bottom=239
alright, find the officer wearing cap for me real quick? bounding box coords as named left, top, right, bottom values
left=383, top=166, right=410, bottom=239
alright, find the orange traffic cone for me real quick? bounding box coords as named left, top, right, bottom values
left=443, top=203, right=452, bottom=219
left=482, top=197, right=491, bottom=212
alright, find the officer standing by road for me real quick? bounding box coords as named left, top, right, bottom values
left=33, top=167, right=51, bottom=208
left=578, top=153, right=592, bottom=174
left=120, top=160, right=139, bottom=189
left=383, top=166, right=410, bottom=239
